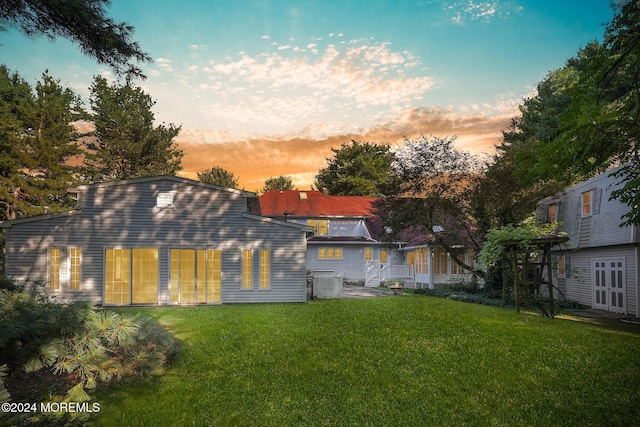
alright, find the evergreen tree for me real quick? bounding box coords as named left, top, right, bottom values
left=85, top=76, right=182, bottom=181
left=0, top=0, right=151, bottom=78
left=0, top=66, right=82, bottom=220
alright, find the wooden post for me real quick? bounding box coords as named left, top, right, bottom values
left=546, top=243, right=555, bottom=318
left=512, top=246, right=519, bottom=313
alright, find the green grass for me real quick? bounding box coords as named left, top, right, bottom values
left=93, top=296, right=640, bottom=426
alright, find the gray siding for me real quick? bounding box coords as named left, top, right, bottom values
left=306, top=243, right=383, bottom=282
left=4, top=177, right=308, bottom=304
left=537, top=167, right=639, bottom=316
left=551, top=244, right=638, bottom=317
left=538, top=168, right=635, bottom=249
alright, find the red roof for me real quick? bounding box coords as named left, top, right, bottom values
left=259, top=190, right=379, bottom=217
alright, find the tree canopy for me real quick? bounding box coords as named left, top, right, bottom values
left=314, top=140, right=394, bottom=196
left=197, top=166, right=239, bottom=189
left=381, top=135, right=484, bottom=276
left=0, top=0, right=151, bottom=78
left=503, top=1, right=640, bottom=225
left=0, top=66, right=82, bottom=220
left=84, top=76, right=182, bottom=182
left=261, top=175, right=295, bottom=194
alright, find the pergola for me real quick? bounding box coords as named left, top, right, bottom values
left=499, top=235, right=569, bottom=318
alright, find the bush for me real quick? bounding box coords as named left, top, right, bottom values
left=0, top=277, right=178, bottom=424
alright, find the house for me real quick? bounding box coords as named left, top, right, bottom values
left=259, top=190, right=394, bottom=285
left=0, top=176, right=311, bottom=305
left=536, top=166, right=639, bottom=317
left=259, top=190, right=475, bottom=289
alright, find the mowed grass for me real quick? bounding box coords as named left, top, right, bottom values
left=94, top=296, right=640, bottom=426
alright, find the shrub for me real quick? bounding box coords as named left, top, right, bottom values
left=0, top=278, right=178, bottom=407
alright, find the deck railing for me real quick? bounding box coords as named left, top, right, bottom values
left=380, top=264, right=414, bottom=281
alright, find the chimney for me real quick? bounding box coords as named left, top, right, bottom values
left=322, top=187, right=328, bottom=197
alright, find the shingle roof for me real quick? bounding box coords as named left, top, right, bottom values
left=259, top=190, right=378, bottom=217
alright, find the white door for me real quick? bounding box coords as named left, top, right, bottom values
left=592, top=259, right=626, bottom=314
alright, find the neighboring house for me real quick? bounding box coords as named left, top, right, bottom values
left=259, top=190, right=475, bottom=289
left=260, top=190, right=394, bottom=286
left=536, top=166, right=639, bottom=317
left=0, top=176, right=311, bottom=305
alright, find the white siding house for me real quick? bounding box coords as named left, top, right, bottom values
left=536, top=166, right=639, bottom=317
left=1, top=176, right=311, bottom=305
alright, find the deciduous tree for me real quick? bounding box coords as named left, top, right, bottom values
left=261, top=175, right=295, bottom=194
left=314, top=140, right=394, bottom=196
left=381, top=135, right=484, bottom=276
left=197, top=166, right=239, bottom=189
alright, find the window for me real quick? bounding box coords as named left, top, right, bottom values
left=70, top=248, right=81, bottom=289
left=415, top=248, right=428, bottom=274
left=319, top=247, right=342, bottom=259
left=260, top=250, right=270, bottom=289
left=242, top=250, right=253, bottom=289
left=380, top=250, right=388, bottom=264
left=549, top=204, right=557, bottom=223
left=49, top=248, right=61, bottom=290
left=582, top=191, right=592, bottom=217
left=407, top=251, right=415, bottom=266
left=364, top=247, right=373, bottom=262
left=557, top=256, right=566, bottom=278
left=170, top=249, right=222, bottom=302
left=131, top=248, right=159, bottom=304
left=433, top=248, right=448, bottom=275
left=451, top=252, right=465, bottom=275
left=307, top=219, right=329, bottom=235
left=105, top=249, right=131, bottom=304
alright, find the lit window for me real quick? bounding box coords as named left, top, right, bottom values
left=170, top=249, right=221, bottom=303
left=557, top=256, right=566, bottom=278
left=415, top=249, right=429, bottom=274
left=407, top=251, right=415, bottom=266
left=380, top=251, right=388, bottom=264
left=50, top=248, right=60, bottom=290
left=582, top=191, right=591, bottom=217
left=434, top=248, right=448, bottom=275
left=242, top=250, right=253, bottom=289
left=364, top=248, right=373, bottom=262
left=318, top=247, right=342, bottom=259
left=70, top=248, right=81, bottom=289
left=260, top=250, right=270, bottom=289
left=307, top=219, right=329, bottom=235
left=549, top=204, right=557, bottom=223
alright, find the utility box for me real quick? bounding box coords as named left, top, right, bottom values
left=313, top=277, right=344, bottom=299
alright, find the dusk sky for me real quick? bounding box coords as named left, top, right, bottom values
left=1, top=1, right=616, bottom=191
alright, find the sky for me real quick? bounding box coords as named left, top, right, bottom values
left=0, top=0, right=617, bottom=191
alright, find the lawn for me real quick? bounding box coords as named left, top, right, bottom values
left=93, top=295, right=640, bottom=426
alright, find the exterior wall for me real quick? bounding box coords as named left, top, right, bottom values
left=306, top=243, right=384, bottom=282
left=3, top=178, right=308, bottom=304
left=551, top=245, right=638, bottom=317
left=537, top=169, right=635, bottom=249
left=538, top=167, right=639, bottom=316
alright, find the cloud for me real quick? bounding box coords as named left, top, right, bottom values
left=175, top=106, right=515, bottom=190
left=447, top=1, right=522, bottom=24
left=189, top=40, right=433, bottom=134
